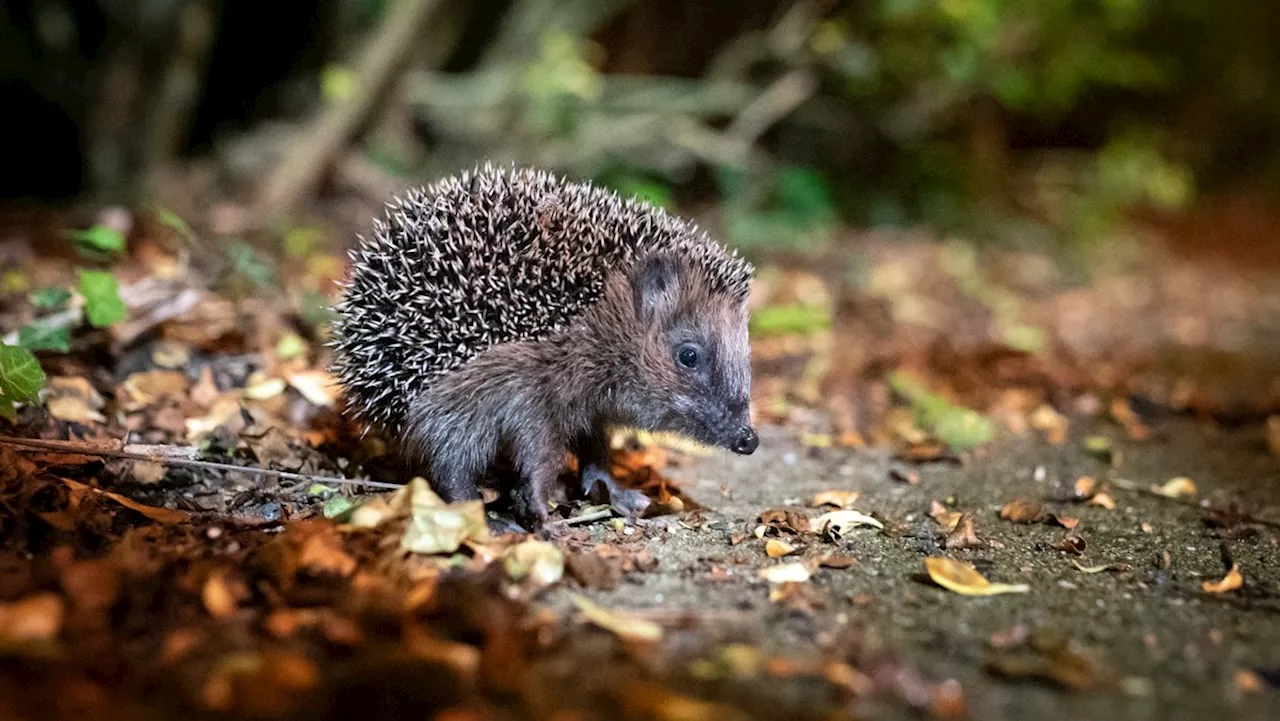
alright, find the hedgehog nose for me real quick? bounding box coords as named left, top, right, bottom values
left=731, top=426, right=758, bottom=455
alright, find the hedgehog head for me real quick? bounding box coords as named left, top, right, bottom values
left=624, top=251, right=758, bottom=455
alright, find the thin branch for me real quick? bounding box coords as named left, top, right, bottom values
left=0, top=436, right=402, bottom=491
left=547, top=508, right=616, bottom=527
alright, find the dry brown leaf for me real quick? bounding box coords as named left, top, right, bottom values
left=0, top=592, right=65, bottom=642
left=1073, top=476, right=1098, bottom=498
left=930, top=500, right=963, bottom=531
left=765, top=539, right=797, bottom=558
left=1047, top=513, right=1080, bottom=530
left=1267, top=416, right=1280, bottom=459
left=58, top=478, right=189, bottom=524
left=46, top=376, right=106, bottom=424
left=924, top=557, right=1029, bottom=596
left=999, top=499, right=1046, bottom=523
left=1088, top=492, right=1116, bottom=510
left=1201, top=564, right=1243, bottom=594
left=1150, top=477, right=1196, bottom=498
left=944, top=514, right=984, bottom=549
left=818, top=554, right=857, bottom=569
left=190, top=366, right=220, bottom=408
left=122, top=370, right=189, bottom=405
left=571, top=595, right=662, bottom=643
left=811, top=490, right=861, bottom=509
left=202, top=570, right=240, bottom=619
left=1059, top=533, right=1088, bottom=555
left=1235, top=669, right=1266, bottom=693
left=1030, top=404, right=1068, bottom=446
left=1110, top=398, right=1150, bottom=440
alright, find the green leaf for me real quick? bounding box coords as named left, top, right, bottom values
left=0, top=344, right=46, bottom=414
left=155, top=207, right=195, bottom=241
left=78, top=270, right=127, bottom=328
left=889, top=371, right=994, bottom=451
left=750, top=303, right=833, bottom=336
left=67, top=225, right=126, bottom=255
left=30, top=287, right=72, bottom=310
left=17, top=321, right=71, bottom=353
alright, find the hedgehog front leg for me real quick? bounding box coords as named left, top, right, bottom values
left=575, top=431, right=651, bottom=518
left=510, top=434, right=563, bottom=530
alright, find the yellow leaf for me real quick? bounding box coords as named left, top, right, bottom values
left=1150, top=477, right=1196, bottom=498
left=764, top=539, right=796, bottom=558
left=759, top=562, right=811, bottom=584
left=1201, top=564, right=1243, bottom=594
left=811, top=490, right=860, bottom=509
left=924, top=557, right=1029, bottom=596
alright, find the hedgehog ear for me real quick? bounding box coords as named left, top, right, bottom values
left=631, top=253, right=681, bottom=324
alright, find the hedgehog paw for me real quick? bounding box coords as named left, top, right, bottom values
left=485, top=511, right=530, bottom=536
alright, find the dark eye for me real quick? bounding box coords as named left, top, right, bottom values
left=676, top=345, right=700, bottom=369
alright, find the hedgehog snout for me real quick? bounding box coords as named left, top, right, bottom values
left=730, top=426, right=758, bottom=455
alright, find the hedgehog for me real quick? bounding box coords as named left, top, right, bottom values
left=329, top=164, right=758, bottom=530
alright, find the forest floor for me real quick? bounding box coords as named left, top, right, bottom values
left=1, top=205, right=1279, bottom=720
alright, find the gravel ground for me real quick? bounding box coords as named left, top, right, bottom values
left=546, top=417, right=1280, bottom=720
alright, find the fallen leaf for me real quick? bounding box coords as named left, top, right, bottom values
left=571, top=595, right=662, bottom=643
left=1073, top=476, right=1098, bottom=498
left=818, top=554, right=857, bottom=569
left=400, top=479, right=490, bottom=555
left=1150, top=477, right=1196, bottom=498
left=57, top=477, right=189, bottom=524
left=769, top=580, right=827, bottom=611
left=1071, top=560, right=1131, bottom=574
left=1110, top=398, right=1150, bottom=440
left=45, top=376, right=106, bottom=424
left=202, top=570, right=240, bottom=619
left=1047, top=513, right=1080, bottom=530
left=813, top=510, right=883, bottom=539
left=0, top=592, right=65, bottom=642
left=244, top=373, right=286, bottom=400
left=1059, top=533, right=1088, bottom=555
left=944, top=514, right=984, bottom=549
left=930, top=500, right=963, bottom=531
left=1201, top=564, right=1243, bottom=594
left=760, top=562, right=812, bottom=584
left=924, top=557, right=1029, bottom=596
left=1267, top=416, right=1280, bottom=459
left=566, top=552, right=623, bottom=590
left=1030, top=404, right=1068, bottom=445
left=503, top=540, right=564, bottom=588
left=285, top=369, right=337, bottom=407
left=122, top=369, right=189, bottom=405
left=765, top=539, right=797, bottom=558
left=757, top=508, right=809, bottom=535
left=811, top=490, right=860, bottom=509
left=1088, top=492, right=1117, bottom=510
left=1235, top=669, right=1266, bottom=693
left=999, top=499, right=1046, bottom=523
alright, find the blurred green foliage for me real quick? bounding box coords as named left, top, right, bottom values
left=78, top=270, right=127, bottom=328
left=0, top=343, right=45, bottom=421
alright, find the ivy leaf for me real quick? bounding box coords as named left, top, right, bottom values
left=78, top=270, right=127, bottom=328
left=0, top=343, right=46, bottom=418
left=30, top=287, right=72, bottom=310
left=17, top=321, right=71, bottom=353
left=67, top=225, right=126, bottom=256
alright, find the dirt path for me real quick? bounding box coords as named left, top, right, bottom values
left=547, top=418, right=1280, bottom=720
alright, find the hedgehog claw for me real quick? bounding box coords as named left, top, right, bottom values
left=486, top=512, right=530, bottom=536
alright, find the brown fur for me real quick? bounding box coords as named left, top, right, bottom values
left=404, top=252, right=755, bottom=529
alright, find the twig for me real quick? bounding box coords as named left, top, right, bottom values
left=548, top=508, right=616, bottom=527
left=725, top=68, right=817, bottom=147
left=0, top=436, right=402, bottom=491
left=254, top=0, right=444, bottom=218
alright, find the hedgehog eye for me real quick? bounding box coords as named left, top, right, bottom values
left=676, top=344, right=700, bottom=370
